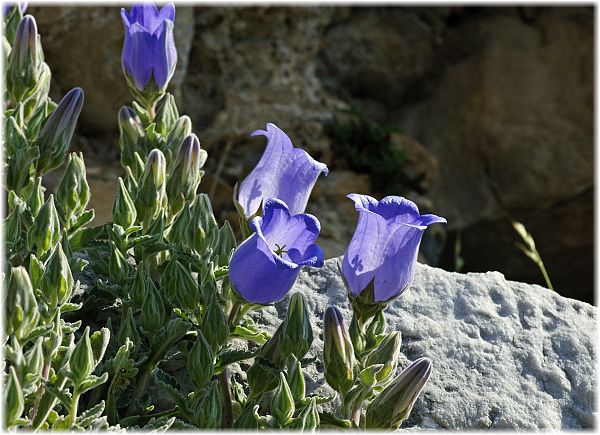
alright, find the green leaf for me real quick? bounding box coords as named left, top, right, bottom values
left=215, top=348, right=258, bottom=372
left=77, top=401, right=106, bottom=428
left=41, top=380, right=72, bottom=409
left=76, top=372, right=109, bottom=395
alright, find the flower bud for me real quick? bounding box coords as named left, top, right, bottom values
left=128, top=263, right=148, bottom=305
left=35, top=88, right=84, bottom=175
left=5, top=366, right=24, bottom=428
left=365, top=357, right=433, bottom=429
left=112, top=177, right=138, bottom=230
left=323, top=307, right=354, bottom=396
left=165, top=201, right=192, bottom=247
left=233, top=404, right=260, bottom=429
left=28, top=253, right=44, bottom=291
left=192, top=380, right=222, bottom=429
left=40, top=243, right=74, bottom=311
left=290, top=397, right=319, bottom=430
left=216, top=221, right=236, bottom=266
left=154, top=93, right=178, bottom=136
left=164, top=115, right=192, bottom=162
left=56, top=152, right=90, bottom=226
left=141, top=283, right=166, bottom=332
left=171, top=260, right=200, bottom=312
left=89, top=327, right=110, bottom=368
left=26, top=176, right=44, bottom=218
left=187, top=331, right=214, bottom=389
left=118, top=306, right=141, bottom=350
left=6, top=15, right=43, bottom=102
left=109, top=241, right=130, bottom=285
left=43, top=311, right=62, bottom=361
left=5, top=207, right=22, bottom=251
left=27, top=194, right=60, bottom=258
left=69, top=326, right=94, bottom=383
left=272, top=372, right=295, bottom=426
left=118, top=105, right=145, bottom=168
left=24, top=336, right=44, bottom=387
left=6, top=266, right=39, bottom=341
left=166, top=134, right=206, bottom=216
left=200, top=294, right=228, bottom=351
left=4, top=2, right=28, bottom=45
left=286, top=355, right=305, bottom=402
left=281, top=292, right=313, bottom=361
left=135, top=148, right=167, bottom=230
left=365, top=331, right=401, bottom=384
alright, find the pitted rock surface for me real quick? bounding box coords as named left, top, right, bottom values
left=251, top=257, right=596, bottom=430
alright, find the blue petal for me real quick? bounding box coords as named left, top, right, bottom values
left=373, top=224, right=424, bottom=302
left=258, top=199, right=321, bottom=257
left=341, top=207, right=388, bottom=297
left=229, top=233, right=301, bottom=305
left=122, top=22, right=155, bottom=90
left=151, top=19, right=177, bottom=89
left=237, top=123, right=328, bottom=217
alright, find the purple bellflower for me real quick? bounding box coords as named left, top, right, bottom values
left=237, top=123, right=328, bottom=218
left=229, top=198, right=324, bottom=305
left=121, top=2, right=177, bottom=92
left=342, top=194, right=446, bottom=303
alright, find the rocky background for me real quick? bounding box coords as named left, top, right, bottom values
left=31, top=6, right=593, bottom=303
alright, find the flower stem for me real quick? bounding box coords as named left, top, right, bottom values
left=68, top=390, right=80, bottom=428
left=350, top=400, right=363, bottom=427
left=218, top=369, right=234, bottom=428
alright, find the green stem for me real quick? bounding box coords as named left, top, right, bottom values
left=536, top=256, right=554, bottom=291
left=218, top=369, right=234, bottom=428
left=68, top=390, right=81, bottom=428
left=350, top=400, right=363, bottom=427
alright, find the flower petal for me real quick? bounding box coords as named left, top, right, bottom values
left=342, top=207, right=389, bottom=297
left=258, top=199, right=321, bottom=258
left=122, top=22, right=154, bottom=90
left=237, top=123, right=328, bottom=216
left=229, top=233, right=301, bottom=305
left=373, top=224, right=424, bottom=302
left=150, top=19, right=177, bottom=89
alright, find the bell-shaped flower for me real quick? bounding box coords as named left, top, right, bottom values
left=237, top=123, right=328, bottom=218
left=121, top=2, right=177, bottom=93
left=229, top=199, right=324, bottom=305
left=342, top=194, right=446, bottom=303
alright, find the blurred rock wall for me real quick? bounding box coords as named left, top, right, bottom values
left=29, top=6, right=593, bottom=302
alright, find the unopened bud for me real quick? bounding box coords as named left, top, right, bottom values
left=323, top=307, right=354, bottom=396
left=109, top=241, right=130, bottom=285
left=56, top=152, right=90, bottom=226
left=118, top=105, right=144, bottom=168
left=201, top=294, right=229, bottom=351
left=272, top=372, right=295, bottom=425
left=233, top=404, right=260, bottom=429
left=290, top=397, right=319, bottom=430
left=286, top=355, right=306, bottom=401
left=40, top=243, right=74, bottom=311
left=6, top=15, right=41, bottom=101
left=216, top=221, right=236, bottom=267
left=89, top=327, right=110, bottom=368
left=6, top=266, right=39, bottom=341
left=192, top=380, right=222, bottom=429
left=365, top=331, right=401, bottom=384
left=166, top=202, right=192, bottom=247
left=5, top=366, right=24, bottom=427
left=24, top=336, right=44, bottom=387
left=128, top=263, right=148, bottom=305
left=69, top=326, right=94, bottom=383
left=166, top=134, right=206, bottom=215
left=135, top=148, right=167, bottom=229
left=172, top=260, right=200, bottom=312
left=35, top=88, right=84, bottom=174
left=154, top=93, right=178, bottom=136
left=281, top=292, right=313, bottom=361
left=141, top=284, right=165, bottom=332
left=118, top=307, right=141, bottom=349
left=27, top=194, right=60, bottom=258
left=112, top=177, right=137, bottom=230
left=26, top=176, right=44, bottom=217
left=164, top=115, right=192, bottom=162
left=365, top=357, right=433, bottom=429
left=187, top=331, right=214, bottom=389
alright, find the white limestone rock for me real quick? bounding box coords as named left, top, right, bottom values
left=254, top=257, right=596, bottom=430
